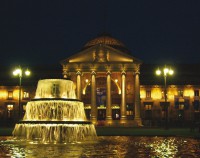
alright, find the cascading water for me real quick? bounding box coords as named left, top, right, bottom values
left=12, top=79, right=97, bottom=143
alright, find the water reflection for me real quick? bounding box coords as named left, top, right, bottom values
left=0, top=136, right=200, bottom=158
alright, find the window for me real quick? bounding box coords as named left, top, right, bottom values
left=194, top=90, right=199, bottom=97
left=144, top=103, right=152, bottom=120
left=7, top=91, right=13, bottom=99
left=7, top=104, right=14, bottom=118
left=145, top=104, right=152, bottom=110
left=178, top=90, right=183, bottom=97
left=23, top=91, right=30, bottom=99
left=7, top=104, right=14, bottom=111
left=179, top=104, right=184, bottom=110
left=126, top=104, right=133, bottom=116
left=146, top=90, right=151, bottom=99
left=126, top=110, right=133, bottom=115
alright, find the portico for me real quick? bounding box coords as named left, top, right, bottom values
left=61, top=33, right=142, bottom=126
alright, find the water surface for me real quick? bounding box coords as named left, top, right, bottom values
left=0, top=136, right=200, bottom=158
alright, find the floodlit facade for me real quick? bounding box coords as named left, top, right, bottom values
left=140, top=84, right=200, bottom=127
left=60, top=33, right=143, bottom=126
left=0, top=34, right=200, bottom=127
left=0, top=85, right=35, bottom=126
left=60, top=33, right=200, bottom=126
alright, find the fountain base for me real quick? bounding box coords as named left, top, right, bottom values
left=12, top=79, right=97, bottom=143
left=13, top=122, right=97, bottom=143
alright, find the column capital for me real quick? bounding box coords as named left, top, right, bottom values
left=76, top=71, right=82, bottom=75
left=106, top=71, right=111, bottom=75
left=134, top=64, right=140, bottom=74
left=63, top=71, right=70, bottom=79
left=91, top=71, right=96, bottom=75
left=133, top=70, right=140, bottom=75
left=121, top=70, right=126, bottom=75
left=62, top=69, right=68, bottom=74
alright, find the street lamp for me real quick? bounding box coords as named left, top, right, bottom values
left=13, top=66, right=31, bottom=120
left=156, top=66, right=174, bottom=129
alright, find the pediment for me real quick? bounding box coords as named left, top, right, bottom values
left=61, top=44, right=141, bottom=64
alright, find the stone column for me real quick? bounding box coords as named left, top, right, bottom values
left=76, top=71, right=82, bottom=100
left=106, top=71, right=112, bottom=124
left=91, top=71, right=97, bottom=124
left=120, top=70, right=127, bottom=123
left=134, top=70, right=142, bottom=126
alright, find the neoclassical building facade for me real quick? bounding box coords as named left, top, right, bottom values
left=60, top=33, right=143, bottom=126
left=0, top=34, right=199, bottom=127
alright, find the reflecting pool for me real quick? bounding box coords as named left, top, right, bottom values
left=0, top=136, right=200, bottom=158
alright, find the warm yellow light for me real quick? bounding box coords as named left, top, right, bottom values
left=13, top=67, right=31, bottom=77
left=25, top=69, right=31, bottom=76
left=13, top=68, right=22, bottom=76
left=151, top=88, right=162, bottom=99
left=13, top=70, right=17, bottom=76
left=113, top=80, right=121, bottom=94
left=140, top=89, right=146, bottom=99
left=0, top=90, right=7, bottom=99
left=169, top=69, right=174, bottom=75
left=156, top=69, right=161, bottom=75
left=85, top=79, right=88, bottom=83
left=184, top=89, right=194, bottom=97
left=156, top=66, right=174, bottom=76
left=7, top=104, right=13, bottom=111
left=13, top=89, right=21, bottom=99
left=164, top=68, right=169, bottom=75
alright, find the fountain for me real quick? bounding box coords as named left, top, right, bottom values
left=12, top=79, right=97, bottom=143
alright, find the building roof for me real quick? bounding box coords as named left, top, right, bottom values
left=82, top=33, right=131, bottom=54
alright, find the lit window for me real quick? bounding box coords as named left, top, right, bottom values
left=179, top=104, right=184, bottom=110
left=178, top=90, right=183, bottom=97
left=8, top=91, right=13, bottom=99
left=7, top=104, right=14, bottom=111
left=145, top=104, right=152, bottom=110
left=126, top=104, right=133, bottom=115
left=146, top=90, right=151, bottom=99
left=7, top=104, right=14, bottom=118
left=126, top=110, right=133, bottom=115
left=23, top=91, right=30, bottom=99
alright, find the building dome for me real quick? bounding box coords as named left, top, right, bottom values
left=83, top=33, right=131, bottom=54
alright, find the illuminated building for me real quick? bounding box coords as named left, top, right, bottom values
left=60, top=33, right=200, bottom=126
left=0, top=85, right=35, bottom=126
left=0, top=34, right=200, bottom=127
left=61, top=33, right=143, bottom=126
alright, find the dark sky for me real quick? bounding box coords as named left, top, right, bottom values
left=1, top=0, right=200, bottom=67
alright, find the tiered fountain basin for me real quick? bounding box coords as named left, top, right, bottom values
left=12, top=79, right=97, bottom=143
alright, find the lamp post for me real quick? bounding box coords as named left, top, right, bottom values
left=156, top=66, right=174, bottom=130
left=13, top=66, right=31, bottom=120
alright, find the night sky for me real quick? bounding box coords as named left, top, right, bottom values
left=1, top=0, right=200, bottom=67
